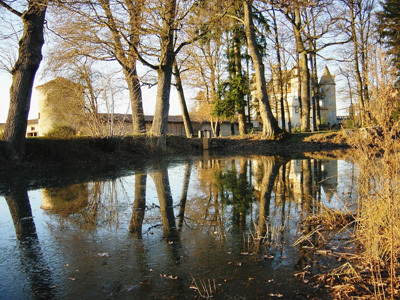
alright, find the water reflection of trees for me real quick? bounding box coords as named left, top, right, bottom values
left=40, top=162, right=189, bottom=241
left=129, top=173, right=147, bottom=238
left=150, top=164, right=179, bottom=241
left=215, top=157, right=254, bottom=230
left=254, top=156, right=284, bottom=245
left=1, top=156, right=360, bottom=299
left=38, top=156, right=354, bottom=253
left=4, top=179, right=55, bottom=299
left=192, top=156, right=354, bottom=259
left=42, top=179, right=131, bottom=231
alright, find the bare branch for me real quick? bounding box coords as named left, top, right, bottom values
left=0, top=0, right=23, bottom=17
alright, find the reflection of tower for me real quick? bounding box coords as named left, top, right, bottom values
left=36, top=77, right=85, bottom=136
left=41, top=183, right=89, bottom=216
left=288, top=160, right=303, bottom=203
left=320, top=160, right=338, bottom=201
left=251, top=158, right=263, bottom=192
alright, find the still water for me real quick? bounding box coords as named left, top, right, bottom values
left=0, top=155, right=357, bottom=299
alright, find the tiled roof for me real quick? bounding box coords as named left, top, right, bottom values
left=98, top=114, right=186, bottom=123
left=27, top=119, right=39, bottom=124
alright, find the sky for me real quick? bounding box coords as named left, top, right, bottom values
left=0, top=67, right=348, bottom=125
left=0, top=70, right=193, bottom=124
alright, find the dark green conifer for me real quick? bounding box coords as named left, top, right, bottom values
left=378, top=0, right=400, bottom=85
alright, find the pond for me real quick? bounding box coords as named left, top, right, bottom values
left=0, top=154, right=357, bottom=299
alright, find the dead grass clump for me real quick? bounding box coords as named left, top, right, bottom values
left=302, top=131, right=350, bottom=145
left=301, top=204, right=355, bottom=230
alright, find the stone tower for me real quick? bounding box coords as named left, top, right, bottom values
left=36, top=77, right=85, bottom=136
left=319, top=66, right=337, bottom=125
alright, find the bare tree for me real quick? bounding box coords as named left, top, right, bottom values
left=0, top=0, right=48, bottom=162
left=266, top=5, right=291, bottom=131
left=243, top=0, right=282, bottom=138
left=185, top=25, right=227, bottom=137
left=270, top=0, right=348, bottom=131
left=280, top=1, right=312, bottom=132
left=173, top=60, right=194, bottom=138
left=47, top=0, right=146, bottom=134
left=135, top=0, right=231, bottom=145
left=340, top=0, right=377, bottom=126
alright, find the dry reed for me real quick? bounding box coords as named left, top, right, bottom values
left=331, top=58, right=400, bottom=299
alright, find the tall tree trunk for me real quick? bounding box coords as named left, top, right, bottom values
left=349, top=1, right=366, bottom=126
left=127, top=69, right=146, bottom=133
left=127, top=0, right=146, bottom=133
left=101, top=0, right=146, bottom=133
left=271, top=5, right=294, bottom=132
left=271, top=7, right=286, bottom=131
left=293, top=3, right=311, bottom=132
left=306, top=8, right=321, bottom=129
left=173, top=62, right=194, bottom=138
left=311, top=53, right=321, bottom=128
left=309, top=53, right=317, bottom=131
left=2, top=0, right=47, bottom=162
left=243, top=0, right=281, bottom=138
left=149, top=0, right=176, bottom=146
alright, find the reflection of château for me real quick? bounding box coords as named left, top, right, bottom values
left=41, top=183, right=89, bottom=217
left=287, top=159, right=338, bottom=203
left=250, top=158, right=338, bottom=205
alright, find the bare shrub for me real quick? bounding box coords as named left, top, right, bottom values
left=46, top=125, right=77, bottom=138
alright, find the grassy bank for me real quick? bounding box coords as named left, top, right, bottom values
left=0, top=131, right=352, bottom=171
left=0, top=134, right=202, bottom=170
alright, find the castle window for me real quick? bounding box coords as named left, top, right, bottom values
left=31, top=127, right=35, bottom=131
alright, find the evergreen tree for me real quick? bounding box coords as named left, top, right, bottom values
left=378, top=0, right=400, bottom=85
left=213, top=5, right=249, bottom=135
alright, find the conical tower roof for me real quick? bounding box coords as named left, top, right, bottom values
left=319, top=66, right=335, bottom=85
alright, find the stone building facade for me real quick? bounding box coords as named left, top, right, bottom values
left=267, top=65, right=337, bottom=129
